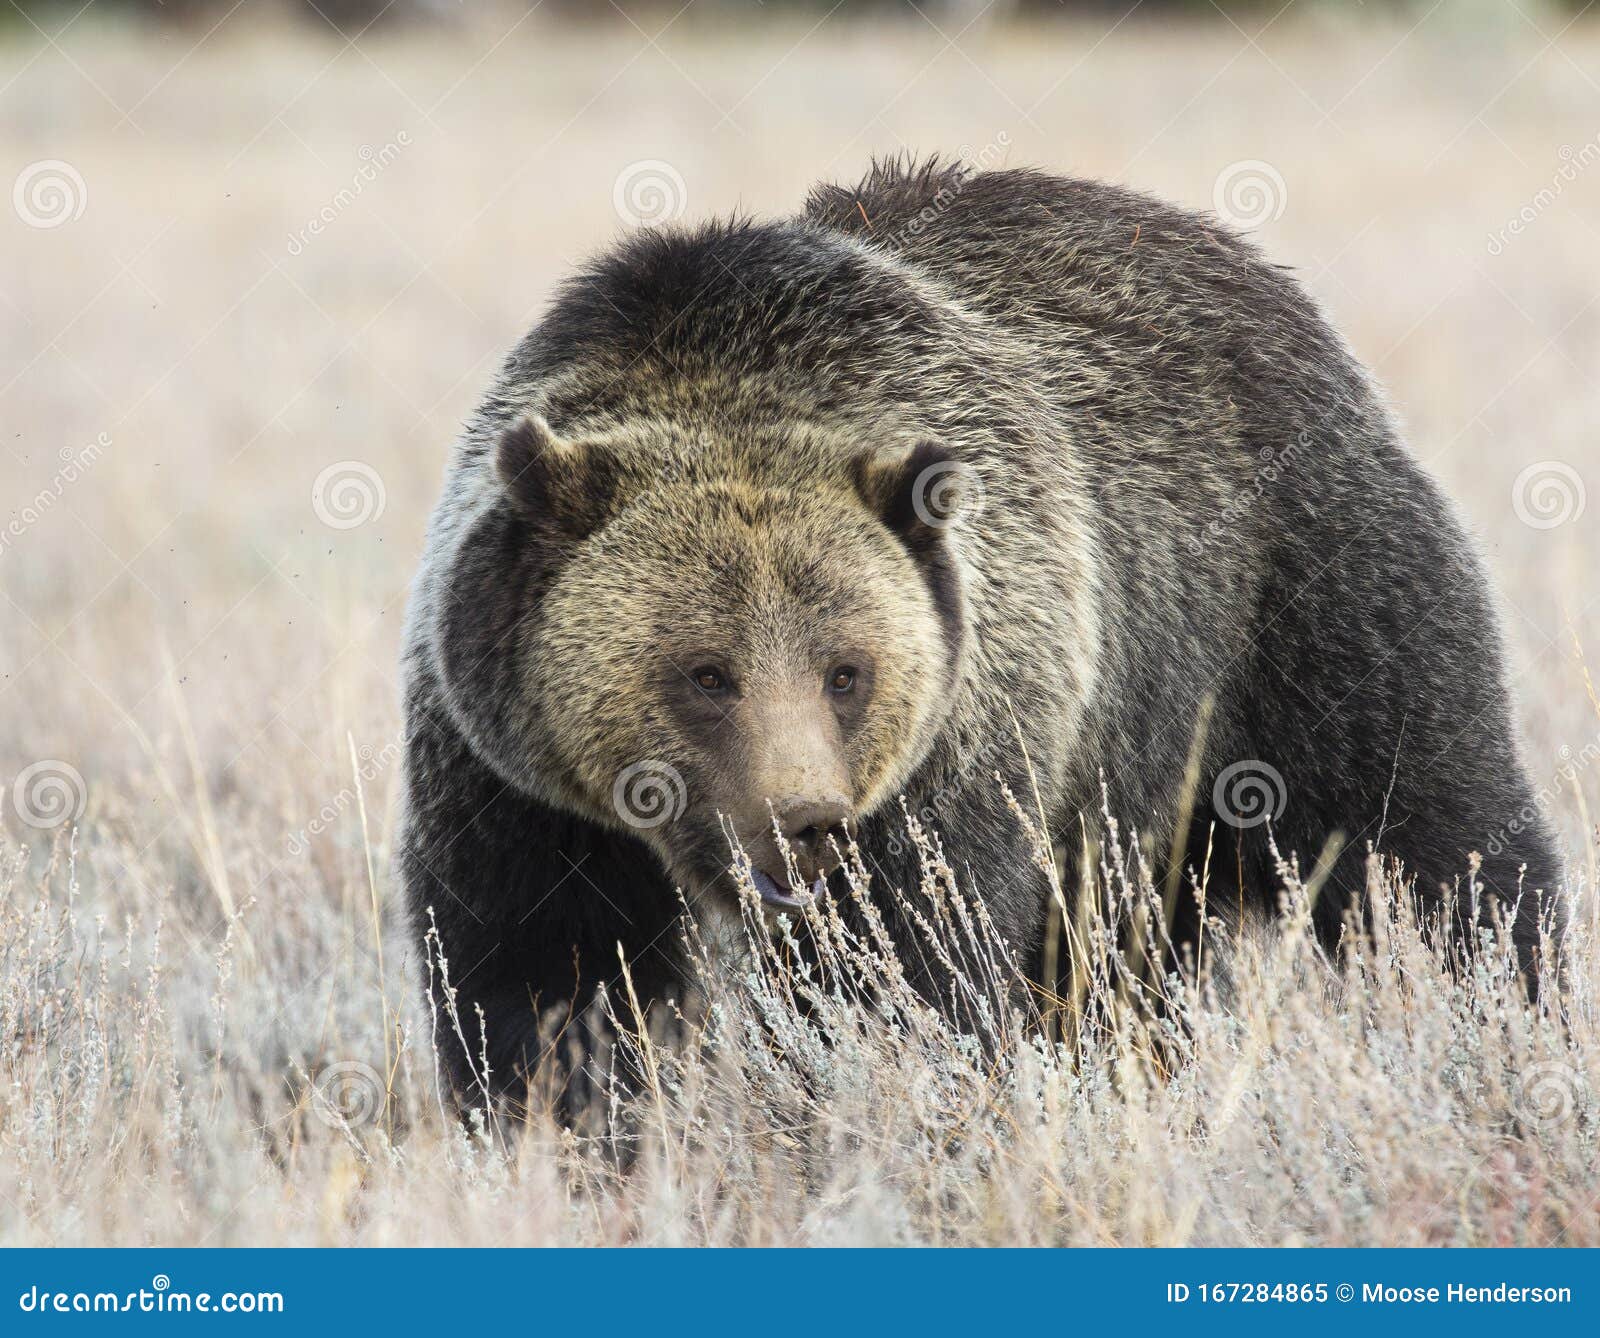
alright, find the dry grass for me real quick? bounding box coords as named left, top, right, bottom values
left=2, top=7, right=1599, bottom=1246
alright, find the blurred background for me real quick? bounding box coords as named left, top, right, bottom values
left=3, top=0, right=1598, bottom=933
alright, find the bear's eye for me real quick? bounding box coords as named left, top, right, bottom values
left=691, top=666, right=727, bottom=694
left=827, top=666, right=857, bottom=695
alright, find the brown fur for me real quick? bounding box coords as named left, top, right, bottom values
left=400, top=158, right=1560, bottom=1109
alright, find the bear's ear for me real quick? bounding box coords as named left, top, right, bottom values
left=495, top=414, right=615, bottom=538
left=853, top=441, right=969, bottom=542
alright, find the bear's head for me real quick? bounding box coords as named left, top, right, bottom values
left=433, top=412, right=973, bottom=912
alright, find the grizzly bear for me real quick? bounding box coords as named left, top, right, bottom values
left=400, top=158, right=1560, bottom=1107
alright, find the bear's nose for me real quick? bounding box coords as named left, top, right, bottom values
left=775, top=798, right=851, bottom=871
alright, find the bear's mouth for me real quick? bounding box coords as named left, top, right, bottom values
left=748, top=866, right=826, bottom=912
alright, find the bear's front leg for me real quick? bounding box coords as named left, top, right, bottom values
left=399, top=702, right=685, bottom=1118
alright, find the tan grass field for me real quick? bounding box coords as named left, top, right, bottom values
left=2, top=4, right=1599, bottom=1245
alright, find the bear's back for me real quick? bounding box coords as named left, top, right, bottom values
left=805, top=159, right=1312, bottom=349
left=804, top=159, right=1371, bottom=455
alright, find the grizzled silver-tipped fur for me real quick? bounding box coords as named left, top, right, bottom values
left=400, top=156, right=1562, bottom=1111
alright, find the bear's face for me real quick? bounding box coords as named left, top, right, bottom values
left=489, top=416, right=969, bottom=910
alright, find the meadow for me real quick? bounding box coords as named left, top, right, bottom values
left=2, top=5, right=1598, bottom=1245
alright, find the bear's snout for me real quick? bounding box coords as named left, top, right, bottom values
left=771, top=796, right=850, bottom=882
